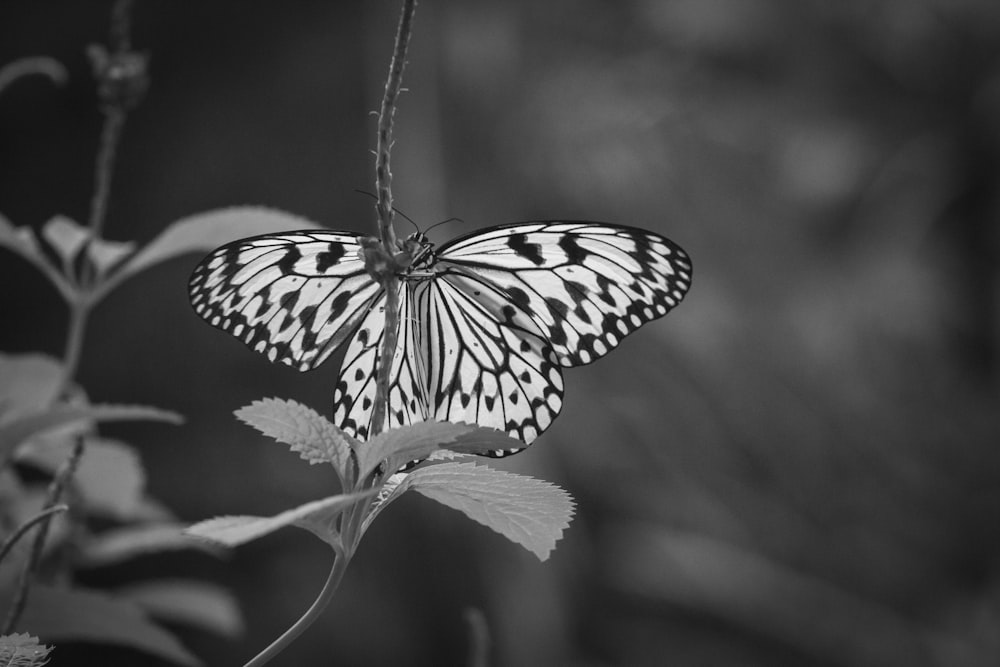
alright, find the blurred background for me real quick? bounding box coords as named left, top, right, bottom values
left=3, top=0, right=1000, bottom=665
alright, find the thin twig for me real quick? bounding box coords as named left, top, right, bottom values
left=243, top=545, right=352, bottom=667
left=83, top=106, right=126, bottom=266
left=244, top=4, right=418, bottom=663
left=374, top=0, right=416, bottom=249
left=56, top=0, right=138, bottom=396
left=57, top=300, right=88, bottom=400
left=2, top=437, right=85, bottom=634
left=0, top=505, right=69, bottom=567
left=110, top=0, right=134, bottom=52
left=84, top=0, right=137, bottom=277
left=370, top=0, right=417, bottom=437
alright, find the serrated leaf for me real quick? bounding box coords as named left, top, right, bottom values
left=78, top=523, right=222, bottom=568
left=0, top=632, right=53, bottom=666
left=41, top=215, right=89, bottom=265
left=115, top=580, right=243, bottom=638
left=404, top=462, right=575, bottom=561
left=0, top=403, right=183, bottom=464
left=104, top=207, right=323, bottom=294
left=358, top=421, right=525, bottom=480
left=86, top=236, right=137, bottom=276
left=16, top=437, right=145, bottom=519
left=0, top=353, right=64, bottom=422
left=235, top=398, right=355, bottom=479
left=186, top=491, right=373, bottom=549
left=6, top=584, right=200, bottom=666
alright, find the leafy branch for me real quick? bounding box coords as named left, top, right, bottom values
left=0, top=3, right=318, bottom=660
left=189, top=401, right=574, bottom=666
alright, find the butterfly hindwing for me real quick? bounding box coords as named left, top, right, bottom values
left=189, top=231, right=382, bottom=371
left=435, top=221, right=692, bottom=367
left=333, top=283, right=429, bottom=439
left=417, top=272, right=563, bottom=450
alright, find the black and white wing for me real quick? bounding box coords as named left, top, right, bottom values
left=436, top=221, right=692, bottom=367
left=332, top=274, right=562, bottom=451
left=189, top=231, right=382, bottom=371
left=334, top=221, right=691, bottom=450
left=333, top=283, right=430, bottom=440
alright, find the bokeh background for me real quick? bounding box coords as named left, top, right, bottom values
left=3, top=0, right=1000, bottom=665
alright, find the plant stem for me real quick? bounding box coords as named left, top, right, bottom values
left=2, top=437, right=85, bottom=634
left=0, top=505, right=69, bottom=567
left=245, top=4, right=418, bottom=663
left=56, top=0, right=135, bottom=396
left=374, top=0, right=416, bottom=250
left=56, top=300, right=89, bottom=399
left=83, top=106, right=126, bottom=271
left=85, top=0, right=133, bottom=253
left=371, top=0, right=417, bottom=437
left=243, top=548, right=352, bottom=667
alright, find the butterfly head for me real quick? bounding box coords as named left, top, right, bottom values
left=397, top=231, right=436, bottom=272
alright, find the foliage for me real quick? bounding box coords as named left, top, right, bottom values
left=0, top=633, right=53, bottom=667
left=0, top=13, right=330, bottom=662
left=192, top=402, right=574, bottom=561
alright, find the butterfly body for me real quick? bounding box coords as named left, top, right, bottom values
left=190, top=221, right=691, bottom=454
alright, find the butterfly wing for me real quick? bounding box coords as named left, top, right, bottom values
left=333, top=282, right=429, bottom=440
left=332, top=272, right=563, bottom=450
left=189, top=231, right=382, bottom=371
left=416, top=272, right=563, bottom=449
left=435, top=221, right=692, bottom=367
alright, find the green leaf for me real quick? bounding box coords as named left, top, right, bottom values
left=77, top=524, right=222, bottom=568
left=403, top=462, right=575, bottom=561
left=6, top=584, right=200, bottom=666
left=0, top=403, right=183, bottom=464
left=86, top=237, right=137, bottom=276
left=185, top=491, right=374, bottom=549
left=235, top=398, right=356, bottom=480
left=17, top=437, right=145, bottom=519
left=0, top=56, right=67, bottom=93
left=40, top=215, right=89, bottom=267
left=101, top=206, right=323, bottom=295
left=0, top=213, right=72, bottom=301
left=357, top=421, right=525, bottom=480
left=0, top=213, right=42, bottom=262
left=73, top=438, right=145, bottom=518
left=115, top=580, right=243, bottom=638
left=0, top=353, right=64, bottom=421
left=0, top=632, right=54, bottom=667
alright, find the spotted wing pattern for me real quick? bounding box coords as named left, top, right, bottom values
left=189, top=231, right=381, bottom=371
left=435, top=221, right=692, bottom=367
left=191, top=221, right=692, bottom=456
left=333, top=221, right=691, bottom=451
left=333, top=283, right=430, bottom=438
left=333, top=271, right=563, bottom=452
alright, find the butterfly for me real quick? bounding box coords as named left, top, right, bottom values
left=189, top=221, right=692, bottom=456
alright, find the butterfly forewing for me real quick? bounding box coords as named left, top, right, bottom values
left=189, top=231, right=380, bottom=370
left=435, top=222, right=692, bottom=367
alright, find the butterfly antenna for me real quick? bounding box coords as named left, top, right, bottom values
left=424, top=217, right=464, bottom=235
left=353, top=189, right=420, bottom=233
